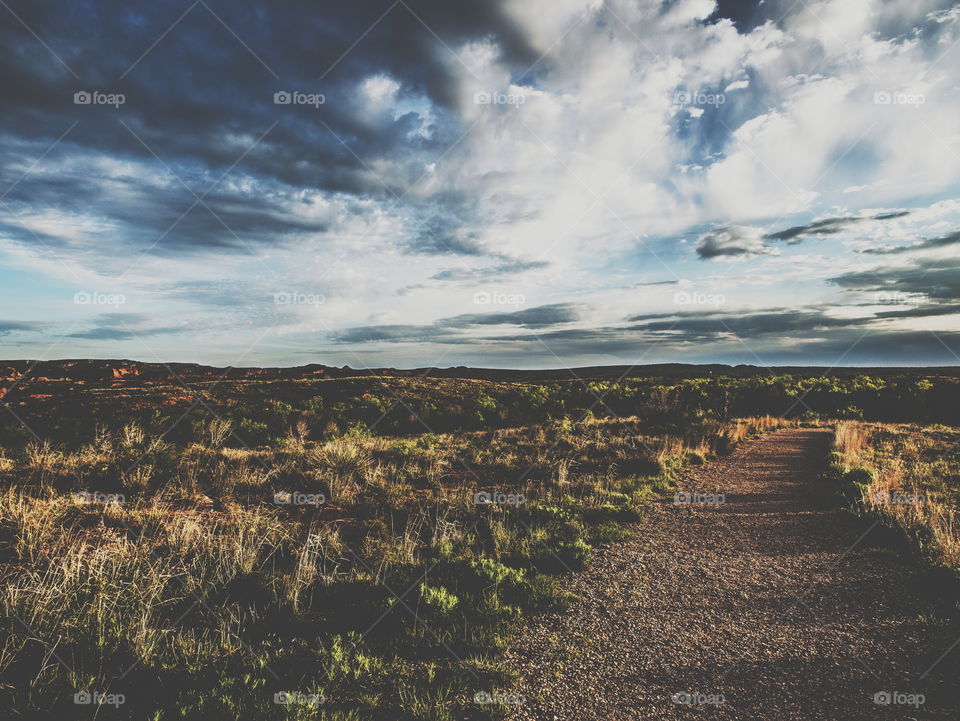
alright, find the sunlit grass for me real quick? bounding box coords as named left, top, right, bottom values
left=830, top=421, right=960, bottom=568
left=0, top=413, right=784, bottom=719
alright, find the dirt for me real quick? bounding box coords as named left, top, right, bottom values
left=503, top=428, right=960, bottom=720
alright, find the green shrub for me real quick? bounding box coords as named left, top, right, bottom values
left=552, top=538, right=591, bottom=571
left=470, top=557, right=526, bottom=587
left=418, top=583, right=459, bottom=614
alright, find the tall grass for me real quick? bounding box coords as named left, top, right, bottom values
left=0, top=413, right=782, bottom=719
left=830, top=422, right=960, bottom=568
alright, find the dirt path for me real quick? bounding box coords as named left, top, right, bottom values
left=503, top=428, right=960, bottom=720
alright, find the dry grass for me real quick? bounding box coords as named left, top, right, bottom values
left=0, top=413, right=782, bottom=719
left=833, top=421, right=871, bottom=464
left=831, top=422, right=960, bottom=568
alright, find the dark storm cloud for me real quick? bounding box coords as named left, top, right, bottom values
left=0, top=0, right=535, bottom=140
left=0, top=161, right=333, bottom=253
left=830, top=259, right=960, bottom=300
left=0, top=0, right=539, bottom=256
left=710, top=0, right=789, bottom=31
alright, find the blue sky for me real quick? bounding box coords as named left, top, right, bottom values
left=1, top=0, right=960, bottom=368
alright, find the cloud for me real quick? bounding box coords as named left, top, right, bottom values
left=331, top=324, right=460, bottom=344
left=441, top=303, right=581, bottom=328
left=696, top=225, right=767, bottom=258
left=67, top=326, right=184, bottom=341
left=696, top=211, right=914, bottom=259
left=333, top=302, right=582, bottom=343
left=627, top=307, right=865, bottom=340
left=863, top=228, right=960, bottom=255
left=67, top=313, right=184, bottom=341
left=430, top=258, right=548, bottom=282
left=444, top=322, right=960, bottom=367
left=874, top=303, right=960, bottom=320
left=830, top=259, right=960, bottom=301
left=763, top=216, right=862, bottom=243
left=0, top=321, right=45, bottom=336
left=765, top=211, right=909, bottom=243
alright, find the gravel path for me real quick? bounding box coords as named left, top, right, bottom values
left=503, top=428, right=960, bottom=720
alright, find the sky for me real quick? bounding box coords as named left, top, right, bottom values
left=1, top=0, right=960, bottom=369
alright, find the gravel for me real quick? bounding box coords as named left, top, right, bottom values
left=502, top=429, right=960, bottom=720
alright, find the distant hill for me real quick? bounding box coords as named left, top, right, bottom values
left=3, top=358, right=960, bottom=390
left=3, top=357, right=960, bottom=444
